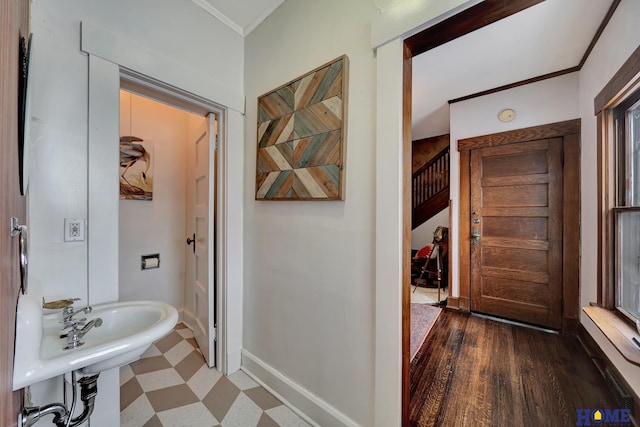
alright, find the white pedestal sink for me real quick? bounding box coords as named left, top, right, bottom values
left=13, top=295, right=178, bottom=390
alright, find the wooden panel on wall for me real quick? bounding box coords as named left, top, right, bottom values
left=1, top=0, right=28, bottom=424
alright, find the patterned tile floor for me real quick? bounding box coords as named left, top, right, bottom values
left=120, top=323, right=311, bottom=427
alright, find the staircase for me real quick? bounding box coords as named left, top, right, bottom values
left=412, top=143, right=450, bottom=229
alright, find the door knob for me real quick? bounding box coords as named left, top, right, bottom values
left=471, top=228, right=480, bottom=245
left=186, top=233, right=195, bottom=253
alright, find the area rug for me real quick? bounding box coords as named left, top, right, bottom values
left=411, top=286, right=447, bottom=304
left=410, top=303, right=442, bottom=361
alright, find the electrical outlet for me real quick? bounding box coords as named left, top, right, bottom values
left=64, top=218, right=85, bottom=242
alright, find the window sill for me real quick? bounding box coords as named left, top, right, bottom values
left=583, top=306, right=640, bottom=367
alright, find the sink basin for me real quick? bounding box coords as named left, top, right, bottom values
left=13, top=296, right=178, bottom=390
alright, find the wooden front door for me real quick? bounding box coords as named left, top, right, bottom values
left=470, top=138, right=563, bottom=329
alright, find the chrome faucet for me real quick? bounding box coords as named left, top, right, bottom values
left=61, top=318, right=103, bottom=350
left=62, top=305, right=92, bottom=323
left=77, top=318, right=103, bottom=340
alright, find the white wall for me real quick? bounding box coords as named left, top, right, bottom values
left=27, top=1, right=243, bottom=425
left=411, top=208, right=449, bottom=250
left=243, top=0, right=377, bottom=425
left=371, top=0, right=479, bottom=49
left=448, top=73, right=580, bottom=297
left=451, top=73, right=579, bottom=140
left=119, top=92, right=200, bottom=310
left=578, top=0, right=640, bottom=397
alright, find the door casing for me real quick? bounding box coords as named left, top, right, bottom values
left=115, top=72, right=229, bottom=373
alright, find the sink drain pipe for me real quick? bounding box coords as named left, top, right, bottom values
left=18, top=372, right=100, bottom=427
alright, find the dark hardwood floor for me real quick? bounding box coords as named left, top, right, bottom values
left=410, top=310, right=618, bottom=427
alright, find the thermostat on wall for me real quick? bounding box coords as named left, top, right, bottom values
left=498, top=108, right=516, bottom=122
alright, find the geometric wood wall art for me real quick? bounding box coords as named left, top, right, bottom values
left=256, top=55, right=348, bottom=200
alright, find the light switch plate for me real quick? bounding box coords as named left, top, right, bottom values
left=64, top=218, right=85, bottom=242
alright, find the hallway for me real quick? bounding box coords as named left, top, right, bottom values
left=410, top=310, right=619, bottom=426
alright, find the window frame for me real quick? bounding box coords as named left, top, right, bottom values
left=595, top=44, right=640, bottom=324
left=612, top=89, right=640, bottom=323
left=614, top=88, right=640, bottom=207
left=613, top=206, right=640, bottom=322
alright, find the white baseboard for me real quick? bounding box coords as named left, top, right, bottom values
left=241, top=350, right=360, bottom=427
left=181, top=308, right=195, bottom=330
left=227, top=348, right=242, bottom=374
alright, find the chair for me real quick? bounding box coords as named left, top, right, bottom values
left=411, top=226, right=449, bottom=303
left=411, top=244, right=433, bottom=281
left=412, top=244, right=441, bottom=288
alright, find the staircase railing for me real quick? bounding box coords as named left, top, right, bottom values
left=412, top=146, right=449, bottom=228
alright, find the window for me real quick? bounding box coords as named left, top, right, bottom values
left=593, top=44, right=640, bottom=362
left=614, top=88, right=640, bottom=323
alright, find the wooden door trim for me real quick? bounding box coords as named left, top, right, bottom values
left=458, top=119, right=581, bottom=151
left=563, top=133, right=581, bottom=331
left=594, top=42, right=640, bottom=115
left=457, top=150, right=472, bottom=311
left=404, top=0, right=544, bottom=57
left=401, top=42, right=412, bottom=427
left=457, top=119, right=581, bottom=331
left=1, top=0, right=28, bottom=423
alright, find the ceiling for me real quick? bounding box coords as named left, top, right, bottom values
left=191, top=0, right=285, bottom=36
left=411, top=0, right=615, bottom=138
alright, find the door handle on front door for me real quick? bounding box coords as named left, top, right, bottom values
left=472, top=228, right=480, bottom=245
left=186, top=233, right=195, bottom=253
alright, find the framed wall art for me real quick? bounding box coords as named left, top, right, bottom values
left=119, top=136, right=154, bottom=200
left=256, top=55, right=348, bottom=200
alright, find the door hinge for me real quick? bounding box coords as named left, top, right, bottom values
left=212, top=326, right=217, bottom=342
left=214, top=136, right=219, bottom=151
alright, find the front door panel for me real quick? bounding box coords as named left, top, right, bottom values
left=470, top=138, right=563, bottom=329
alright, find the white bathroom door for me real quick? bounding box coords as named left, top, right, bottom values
left=187, top=113, right=216, bottom=368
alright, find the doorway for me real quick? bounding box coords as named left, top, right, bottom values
left=410, top=134, right=450, bottom=306
left=391, top=2, right=592, bottom=425
left=118, top=90, right=218, bottom=367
